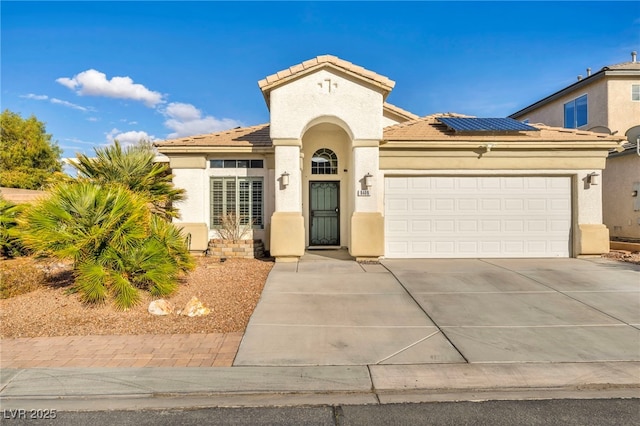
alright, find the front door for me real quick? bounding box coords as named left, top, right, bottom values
left=310, top=181, right=340, bottom=246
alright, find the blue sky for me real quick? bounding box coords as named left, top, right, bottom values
left=2, top=1, right=639, bottom=159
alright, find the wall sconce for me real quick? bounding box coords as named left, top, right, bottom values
left=364, top=173, right=373, bottom=189
left=281, top=171, right=290, bottom=187
left=485, top=143, right=495, bottom=152
left=632, top=190, right=638, bottom=197
left=587, top=172, right=600, bottom=186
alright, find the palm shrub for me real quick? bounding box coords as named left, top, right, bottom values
left=72, top=140, right=185, bottom=220
left=0, top=196, right=28, bottom=258
left=18, top=181, right=193, bottom=309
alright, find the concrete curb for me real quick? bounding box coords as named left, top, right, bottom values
left=1, top=362, right=638, bottom=411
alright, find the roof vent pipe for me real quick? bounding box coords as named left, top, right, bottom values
left=586, top=68, right=591, bottom=76
left=633, top=51, right=637, bottom=63
left=577, top=75, right=583, bottom=81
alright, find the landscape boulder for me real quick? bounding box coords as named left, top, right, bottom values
left=148, top=299, right=174, bottom=316
left=180, top=296, right=210, bottom=317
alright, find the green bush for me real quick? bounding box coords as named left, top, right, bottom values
left=0, top=196, right=29, bottom=258
left=18, top=181, right=194, bottom=309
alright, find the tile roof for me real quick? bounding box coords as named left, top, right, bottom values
left=258, top=55, right=395, bottom=98
left=155, top=113, right=625, bottom=152
left=383, top=102, right=419, bottom=121
left=155, top=124, right=272, bottom=148
left=609, top=140, right=640, bottom=157
left=602, top=61, right=640, bottom=71
left=383, top=114, right=627, bottom=142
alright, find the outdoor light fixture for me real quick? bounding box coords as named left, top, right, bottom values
left=281, top=171, right=290, bottom=187
left=485, top=143, right=495, bottom=152
left=588, top=172, right=600, bottom=186
left=364, top=173, right=373, bottom=189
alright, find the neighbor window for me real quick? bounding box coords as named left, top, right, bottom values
left=632, top=85, right=640, bottom=101
left=311, top=148, right=338, bottom=174
left=564, top=94, right=588, bottom=128
left=210, top=159, right=263, bottom=168
left=210, top=177, right=263, bottom=228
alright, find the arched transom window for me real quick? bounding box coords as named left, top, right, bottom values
left=311, top=148, right=338, bottom=175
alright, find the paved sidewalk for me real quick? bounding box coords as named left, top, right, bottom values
left=2, top=362, right=638, bottom=411
left=1, top=333, right=242, bottom=368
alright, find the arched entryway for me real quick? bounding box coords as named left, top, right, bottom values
left=301, top=122, right=352, bottom=248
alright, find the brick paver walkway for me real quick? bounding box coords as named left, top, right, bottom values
left=0, top=333, right=243, bottom=368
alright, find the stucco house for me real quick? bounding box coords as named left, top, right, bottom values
left=510, top=52, right=640, bottom=241
left=156, top=55, right=625, bottom=261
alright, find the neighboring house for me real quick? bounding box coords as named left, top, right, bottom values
left=156, top=55, right=625, bottom=261
left=510, top=52, right=640, bottom=241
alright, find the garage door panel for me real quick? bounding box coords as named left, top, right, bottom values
left=385, top=177, right=571, bottom=258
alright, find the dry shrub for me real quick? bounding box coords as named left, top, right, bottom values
left=0, top=258, right=46, bottom=299
left=0, top=257, right=73, bottom=299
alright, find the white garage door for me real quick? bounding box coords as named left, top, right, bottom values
left=384, top=177, right=571, bottom=258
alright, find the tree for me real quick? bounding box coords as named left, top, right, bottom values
left=0, top=110, right=62, bottom=189
left=18, top=182, right=194, bottom=309
left=72, top=140, right=185, bottom=219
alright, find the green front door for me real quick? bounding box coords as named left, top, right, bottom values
left=310, top=181, right=340, bottom=246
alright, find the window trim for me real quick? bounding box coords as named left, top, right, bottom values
left=210, top=176, right=264, bottom=229
left=311, top=148, right=338, bottom=175
left=563, top=94, right=588, bottom=128
left=632, top=84, right=640, bottom=102
left=210, top=159, right=264, bottom=169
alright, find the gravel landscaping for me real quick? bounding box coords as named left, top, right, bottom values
left=0, top=256, right=273, bottom=338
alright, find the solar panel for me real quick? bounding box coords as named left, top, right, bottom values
left=438, top=117, right=539, bottom=133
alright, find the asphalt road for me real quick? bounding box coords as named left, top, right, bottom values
left=3, top=399, right=638, bottom=425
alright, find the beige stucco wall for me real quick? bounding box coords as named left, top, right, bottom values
left=514, top=73, right=640, bottom=140
left=268, top=67, right=387, bottom=259
left=269, top=68, right=385, bottom=141
left=607, top=78, right=640, bottom=136
left=516, top=79, right=607, bottom=130
left=603, top=153, right=640, bottom=239
left=379, top=148, right=608, bottom=170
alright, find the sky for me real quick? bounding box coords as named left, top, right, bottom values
left=2, top=1, right=639, bottom=160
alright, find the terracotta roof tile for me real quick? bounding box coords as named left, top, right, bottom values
left=383, top=114, right=626, bottom=142
left=383, top=102, right=420, bottom=121
left=258, top=54, right=395, bottom=95
left=602, top=61, right=640, bottom=71
left=155, top=124, right=272, bottom=148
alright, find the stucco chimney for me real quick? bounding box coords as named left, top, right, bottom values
left=586, top=68, right=591, bottom=76
left=632, top=51, right=637, bottom=63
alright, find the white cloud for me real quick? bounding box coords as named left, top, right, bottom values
left=21, top=93, right=49, bottom=100
left=106, top=128, right=156, bottom=147
left=57, top=69, right=164, bottom=107
left=21, top=93, right=95, bottom=112
left=162, top=102, right=243, bottom=138
left=50, top=98, right=90, bottom=111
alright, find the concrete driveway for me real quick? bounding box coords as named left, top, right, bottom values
left=234, top=253, right=640, bottom=366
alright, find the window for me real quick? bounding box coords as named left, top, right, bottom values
left=210, top=159, right=263, bottom=168
left=633, top=85, right=640, bottom=101
left=210, top=177, right=263, bottom=228
left=311, top=148, right=338, bottom=174
left=564, top=94, right=588, bottom=128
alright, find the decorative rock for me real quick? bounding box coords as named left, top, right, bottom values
left=148, top=299, right=174, bottom=316
left=181, top=296, right=210, bottom=317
